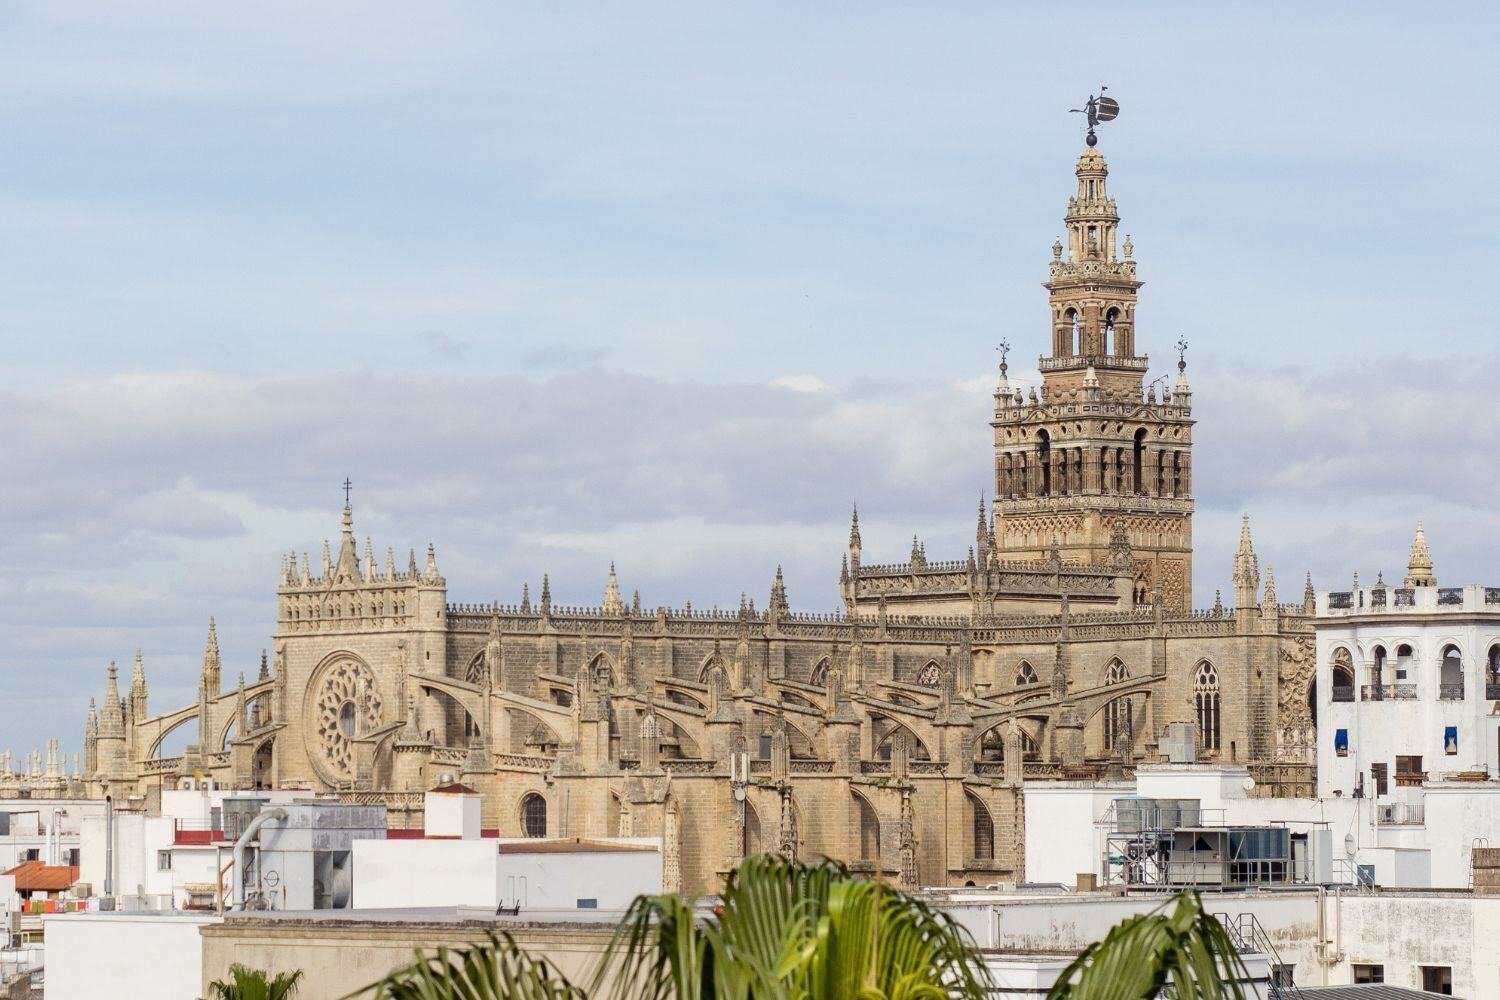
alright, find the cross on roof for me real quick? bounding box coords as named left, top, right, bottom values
left=343, top=478, right=353, bottom=505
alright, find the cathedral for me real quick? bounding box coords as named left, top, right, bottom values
left=44, top=138, right=1320, bottom=896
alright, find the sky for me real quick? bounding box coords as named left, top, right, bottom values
left=2, top=3, right=1499, bottom=760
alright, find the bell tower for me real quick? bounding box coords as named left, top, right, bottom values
left=990, top=125, right=1195, bottom=612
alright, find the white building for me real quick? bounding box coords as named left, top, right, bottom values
left=0, top=798, right=101, bottom=872
left=1313, top=525, right=1500, bottom=798
left=1024, top=762, right=1500, bottom=891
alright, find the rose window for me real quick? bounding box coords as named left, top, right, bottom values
left=309, top=658, right=383, bottom=782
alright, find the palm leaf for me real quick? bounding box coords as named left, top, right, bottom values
left=350, top=932, right=587, bottom=1000
left=1046, top=891, right=1251, bottom=1000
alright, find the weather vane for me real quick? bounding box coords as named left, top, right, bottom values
left=996, top=339, right=1011, bottom=372
left=1070, top=86, right=1119, bottom=146
left=1176, top=338, right=1188, bottom=371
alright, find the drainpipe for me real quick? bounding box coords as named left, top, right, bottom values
left=1315, top=886, right=1327, bottom=986
left=103, top=795, right=114, bottom=899
left=231, top=808, right=287, bottom=909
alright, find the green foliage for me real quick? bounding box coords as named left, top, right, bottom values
left=354, top=854, right=991, bottom=999
left=1045, top=891, right=1251, bottom=1000
left=350, top=932, right=587, bottom=1000
left=207, top=963, right=305, bottom=1000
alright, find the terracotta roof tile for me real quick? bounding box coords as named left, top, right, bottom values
left=3, top=860, right=79, bottom=892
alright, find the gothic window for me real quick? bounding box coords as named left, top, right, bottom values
left=1104, top=307, right=1118, bottom=356
left=855, top=794, right=881, bottom=862
left=1020, top=728, right=1039, bottom=761
left=1195, top=661, right=1221, bottom=751
left=915, top=661, right=942, bottom=688
left=590, top=653, right=615, bottom=689
left=978, top=727, right=1004, bottom=761
left=809, top=658, right=830, bottom=688
left=1037, top=430, right=1052, bottom=497
left=968, top=793, right=995, bottom=862
left=1015, top=661, right=1039, bottom=686
left=520, top=793, right=547, bottom=838
left=1103, top=659, right=1129, bottom=751
left=1132, top=429, right=1146, bottom=494
left=1067, top=309, right=1079, bottom=355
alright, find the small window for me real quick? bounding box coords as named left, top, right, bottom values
left=21, top=849, right=39, bottom=863
left=1353, top=964, right=1384, bottom=984
left=0, top=813, right=9, bottom=836
left=65, top=848, right=80, bottom=867
left=1421, top=966, right=1452, bottom=995
left=576, top=898, right=598, bottom=909
left=1272, top=965, right=1295, bottom=990
left=758, top=733, right=772, bottom=760
left=1370, top=762, right=1388, bottom=797
left=157, top=850, right=173, bottom=872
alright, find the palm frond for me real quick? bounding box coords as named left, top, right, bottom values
left=349, top=932, right=587, bottom=1000
left=1046, top=891, right=1251, bottom=1000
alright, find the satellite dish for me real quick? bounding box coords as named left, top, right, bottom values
left=1094, top=96, right=1120, bottom=122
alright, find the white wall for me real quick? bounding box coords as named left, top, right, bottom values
left=1021, top=782, right=1130, bottom=885
left=353, top=838, right=663, bottom=912
left=43, top=912, right=218, bottom=1000
left=494, top=844, right=662, bottom=910
left=354, top=840, right=500, bottom=909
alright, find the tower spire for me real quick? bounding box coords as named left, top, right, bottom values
left=1232, top=514, right=1259, bottom=609
left=602, top=562, right=623, bottom=615
left=1404, top=520, right=1436, bottom=588
left=201, top=617, right=222, bottom=695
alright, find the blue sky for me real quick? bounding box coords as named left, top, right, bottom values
left=2, top=4, right=1498, bottom=759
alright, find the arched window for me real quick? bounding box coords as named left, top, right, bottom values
left=1103, top=660, right=1129, bottom=751
left=1131, top=429, right=1146, bottom=494
left=1440, top=644, right=1464, bottom=699
left=915, top=661, right=942, bottom=688
left=1019, top=727, right=1039, bottom=761
left=1015, top=662, right=1039, bottom=686
left=968, top=793, right=995, bottom=862
left=520, top=793, right=547, bottom=838
left=1331, top=647, right=1355, bottom=690
left=1037, top=430, right=1052, bottom=497
left=809, top=658, right=830, bottom=688
left=1395, top=644, right=1413, bottom=681
left=1370, top=646, right=1387, bottom=687
left=978, top=727, right=1004, bottom=762
left=855, top=794, right=881, bottom=862
left=1104, top=307, right=1119, bottom=356
left=1488, top=645, right=1500, bottom=685
left=1194, top=661, right=1221, bottom=751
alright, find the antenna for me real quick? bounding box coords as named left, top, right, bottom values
left=1070, top=86, right=1120, bottom=146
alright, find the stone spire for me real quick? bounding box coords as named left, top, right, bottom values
left=201, top=618, right=222, bottom=696
left=769, top=564, right=789, bottom=614
left=99, top=662, right=124, bottom=739
left=422, top=543, right=441, bottom=584
left=1404, top=520, right=1436, bottom=588
left=258, top=649, right=270, bottom=682
left=1232, top=514, right=1259, bottom=609
left=602, top=562, right=624, bottom=616
left=520, top=581, right=532, bottom=614
left=1303, top=572, right=1316, bottom=615
left=129, top=649, right=148, bottom=723
left=363, top=537, right=377, bottom=583
left=333, top=503, right=361, bottom=581
left=1262, top=566, right=1277, bottom=611
left=975, top=496, right=990, bottom=559
left=539, top=574, right=552, bottom=616
left=385, top=547, right=397, bottom=582
left=235, top=673, right=248, bottom=738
